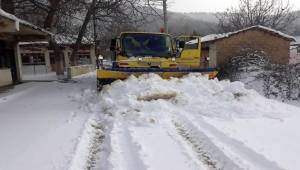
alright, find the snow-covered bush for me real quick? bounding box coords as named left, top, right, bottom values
left=262, top=63, right=300, bottom=101
left=220, top=48, right=300, bottom=101
left=220, top=48, right=269, bottom=81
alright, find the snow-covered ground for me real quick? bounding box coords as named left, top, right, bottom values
left=1, top=72, right=300, bottom=170
left=97, top=74, right=300, bottom=170
left=237, top=71, right=300, bottom=107
left=0, top=73, right=97, bottom=170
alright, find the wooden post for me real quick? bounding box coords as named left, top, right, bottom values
left=163, top=0, right=168, bottom=33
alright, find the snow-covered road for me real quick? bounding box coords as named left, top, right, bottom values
left=0, top=74, right=97, bottom=170
left=1, top=73, right=300, bottom=170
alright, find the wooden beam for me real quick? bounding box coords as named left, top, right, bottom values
left=15, top=35, right=50, bottom=42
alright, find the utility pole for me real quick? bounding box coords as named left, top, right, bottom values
left=93, top=4, right=97, bottom=57
left=162, top=0, right=168, bottom=33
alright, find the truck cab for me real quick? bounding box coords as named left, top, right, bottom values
left=96, top=32, right=218, bottom=91
left=175, top=36, right=202, bottom=68
left=110, top=32, right=180, bottom=69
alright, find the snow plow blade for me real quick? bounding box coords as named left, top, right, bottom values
left=97, top=67, right=218, bottom=91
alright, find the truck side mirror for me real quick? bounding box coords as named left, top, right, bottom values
left=96, top=55, right=104, bottom=69
left=178, top=41, right=185, bottom=49
left=110, top=38, right=117, bottom=51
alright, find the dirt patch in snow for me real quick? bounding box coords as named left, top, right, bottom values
left=137, top=92, right=177, bottom=101
left=173, top=121, right=219, bottom=169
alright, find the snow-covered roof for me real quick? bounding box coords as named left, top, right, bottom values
left=202, top=25, right=295, bottom=43
left=19, top=41, right=49, bottom=45
left=291, top=36, right=300, bottom=46
left=0, top=9, right=52, bottom=35
left=201, top=34, right=227, bottom=42
left=186, top=39, right=199, bottom=44
left=54, top=34, right=92, bottom=45
left=19, top=35, right=93, bottom=46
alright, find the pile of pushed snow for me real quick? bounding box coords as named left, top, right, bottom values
left=100, top=73, right=292, bottom=120
left=99, top=73, right=300, bottom=170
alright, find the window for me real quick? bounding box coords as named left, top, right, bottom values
left=21, top=53, right=45, bottom=65
left=77, top=53, right=91, bottom=65
left=297, top=46, right=300, bottom=54
left=177, top=36, right=199, bottom=50
left=121, top=33, right=173, bottom=57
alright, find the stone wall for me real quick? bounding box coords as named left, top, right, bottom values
left=67, top=64, right=95, bottom=79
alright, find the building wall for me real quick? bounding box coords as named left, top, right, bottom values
left=214, top=29, right=291, bottom=67
left=67, top=65, right=95, bottom=79
left=0, top=41, right=20, bottom=86
left=0, top=69, right=12, bottom=86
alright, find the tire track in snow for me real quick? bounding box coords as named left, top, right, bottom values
left=174, top=113, right=285, bottom=170
left=107, top=120, right=147, bottom=170
left=104, top=113, right=207, bottom=170
left=171, top=118, right=241, bottom=170
left=69, top=118, right=105, bottom=170
left=128, top=122, right=206, bottom=170
left=173, top=121, right=219, bottom=169
left=68, top=86, right=107, bottom=170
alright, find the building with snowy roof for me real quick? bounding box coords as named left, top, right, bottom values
left=19, top=35, right=96, bottom=79
left=0, top=8, right=51, bottom=87
left=201, top=25, right=295, bottom=68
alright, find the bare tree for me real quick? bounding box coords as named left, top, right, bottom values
left=217, top=0, right=297, bottom=32
left=1, top=0, right=16, bottom=13
left=13, top=0, right=83, bottom=77
left=12, top=0, right=161, bottom=77
left=44, top=0, right=65, bottom=77
left=69, top=0, right=161, bottom=66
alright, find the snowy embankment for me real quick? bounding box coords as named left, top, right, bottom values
left=97, top=74, right=300, bottom=170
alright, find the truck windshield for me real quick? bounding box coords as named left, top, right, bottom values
left=122, top=33, right=173, bottom=57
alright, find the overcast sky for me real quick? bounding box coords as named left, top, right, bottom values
left=168, top=0, right=300, bottom=12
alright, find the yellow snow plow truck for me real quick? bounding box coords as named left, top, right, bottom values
left=96, top=32, right=218, bottom=91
